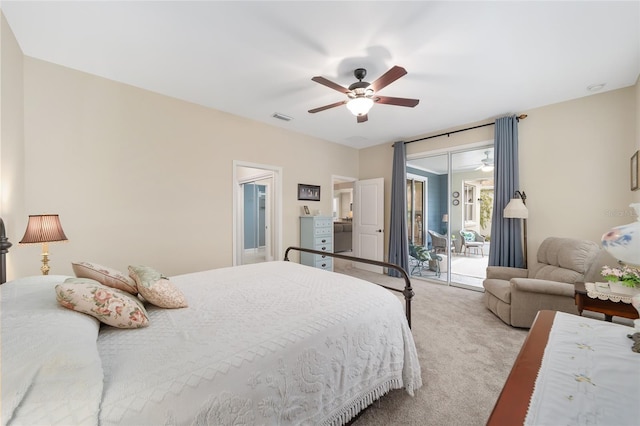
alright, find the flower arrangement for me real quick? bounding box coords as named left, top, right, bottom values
left=601, top=265, right=640, bottom=288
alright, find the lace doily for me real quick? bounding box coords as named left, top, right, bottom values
left=584, top=282, right=639, bottom=303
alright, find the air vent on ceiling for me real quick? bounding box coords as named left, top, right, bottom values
left=272, top=112, right=293, bottom=121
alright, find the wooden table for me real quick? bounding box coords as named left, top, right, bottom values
left=487, top=310, right=555, bottom=425
left=574, top=282, right=639, bottom=322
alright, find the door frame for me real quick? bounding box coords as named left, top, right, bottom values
left=233, top=161, right=282, bottom=266
left=406, top=141, right=493, bottom=291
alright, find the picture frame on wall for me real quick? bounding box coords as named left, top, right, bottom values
left=632, top=150, right=639, bottom=191
left=298, top=184, right=321, bottom=201
left=303, top=205, right=310, bottom=215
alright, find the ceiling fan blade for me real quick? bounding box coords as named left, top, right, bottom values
left=357, top=114, right=368, bottom=123
left=375, top=96, right=419, bottom=107
left=311, top=76, right=350, bottom=94
left=308, top=100, right=347, bottom=114
left=370, top=66, right=407, bottom=92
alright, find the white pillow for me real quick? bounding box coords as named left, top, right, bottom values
left=128, top=265, right=188, bottom=309
left=72, top=261, right=138, bottom=294
left=56, top=277, right=149, bottom=328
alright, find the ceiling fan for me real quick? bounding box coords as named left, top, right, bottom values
left=476, top=151, right=494, bottom=172
left=308, top=65, right=419, bottom=123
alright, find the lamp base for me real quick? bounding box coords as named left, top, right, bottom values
left=40, top=243, right=50, bottom=275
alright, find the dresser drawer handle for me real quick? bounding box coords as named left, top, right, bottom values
left=321, top=247, right=326, bottom=251
left=321, top=239, right=326, bottom=243
left=321, top=263, right=327, bottom=268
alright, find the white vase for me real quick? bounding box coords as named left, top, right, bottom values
left=601, top=203, right=640, bottom=267
left=608, top=281, right=640, bottom=296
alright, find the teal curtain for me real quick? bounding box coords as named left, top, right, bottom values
left=388, top=141, right=409, bottom=277
left=488, top=116, right=524, bottom=268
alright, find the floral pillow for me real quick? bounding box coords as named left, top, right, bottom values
left=128, top=265, right=188, bottom=309
left=461, top=231, right=475, bottom=242
left=56, top=278, right=149, bottom=328
left=72, top=261, right=138, bottom=295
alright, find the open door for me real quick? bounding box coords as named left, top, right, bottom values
left=353, top=178, right=384, bottom=273
left=233, top=162, right=282, bottom=266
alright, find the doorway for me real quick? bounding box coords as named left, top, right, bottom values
left=331, top=176, right=385, bottom=274
left=233, top=161, right=282, bottom=266
left=406, top=144, right=494, bottom=290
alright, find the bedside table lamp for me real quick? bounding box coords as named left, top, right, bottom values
left=19, top=214, right=68, bottom=275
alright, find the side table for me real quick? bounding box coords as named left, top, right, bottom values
left=574, top=282, right=639, bottom=322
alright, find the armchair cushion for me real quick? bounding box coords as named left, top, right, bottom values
left=510, top=278, right=576, bottom=297
left=486, top=266, right=528, bottom=281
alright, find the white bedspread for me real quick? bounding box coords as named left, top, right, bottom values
left=1, top=276, right=104, bottom=426
left=525, top=312, right=640, bottom=426
left=97, top=261, right=421, bottom=425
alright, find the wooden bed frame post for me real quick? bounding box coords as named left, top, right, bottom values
left=0, top=218, right=12, bottom=284
left=284, top=246, right=414, bottom=328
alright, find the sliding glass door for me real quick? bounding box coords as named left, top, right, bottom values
left=407, top=145, right=494, bottom=291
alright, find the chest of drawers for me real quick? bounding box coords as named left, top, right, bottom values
left=300, top=216, right=333, bottom=271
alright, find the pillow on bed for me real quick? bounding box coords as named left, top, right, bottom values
left=128, top=265, right=188, bottom=309
left=72, top=261, right=138, bottom=295
left=56, top=277, right=149, bottom=328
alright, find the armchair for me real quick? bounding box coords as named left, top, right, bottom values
left=460, top=230, right=486, bottom=256
left=428, top=230, right=447, bottom=254
left=482, top=237, right=602, bottom=328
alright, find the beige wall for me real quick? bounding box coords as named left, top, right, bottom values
left=636, top=74, right=640, bottom=203
left=0, top=11, right=25, bottom=280
left=4, top=54, right=359, bottom=279
left=2, top=11, right=638, bottom=279
left=360, top=83, right=639, bottom=267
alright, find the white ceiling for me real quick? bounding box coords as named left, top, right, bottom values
left=2, top=1, right=639, bottom=150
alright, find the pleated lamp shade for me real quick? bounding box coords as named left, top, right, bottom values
left=19, top=214, right=68, bottom=244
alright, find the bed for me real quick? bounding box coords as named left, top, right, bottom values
left=488, top=310, right=640, bottom=425
left=1, top=255, right=421, bottom=425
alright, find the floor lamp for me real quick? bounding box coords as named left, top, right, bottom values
left=19, top=214, right=68, bottom=275
left=503, top=191, right=528, bottom=268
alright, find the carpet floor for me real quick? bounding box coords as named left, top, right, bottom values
left=333, top=264, right=527, bottom=426
left=334, top=264, right=633, bottom=426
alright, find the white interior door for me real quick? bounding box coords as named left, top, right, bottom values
left=233, top=162, right=282, bottom=266
left=353, top=177, right=384, bottom=273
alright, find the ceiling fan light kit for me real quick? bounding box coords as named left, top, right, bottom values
left=476, top=150, right=495, bottom=172
left=309, top=65, right=419, bottom=123
left=346, top=97, right=374, bottom=116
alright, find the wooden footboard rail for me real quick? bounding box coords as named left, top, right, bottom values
left=284, top=246, right=414, bottom=328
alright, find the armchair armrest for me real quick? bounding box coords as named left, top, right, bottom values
left=486, top=266, right=528, bottom=280
left=511, top=278, right=575, bottom=297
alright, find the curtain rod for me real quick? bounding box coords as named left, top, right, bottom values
left=403, top=114, right=528, bottom=145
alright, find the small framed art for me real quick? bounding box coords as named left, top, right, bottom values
left=631, top=150, right=639, bottom=191
left=302, top=205, right=310, bottom=215
left=298, top=184, right=321, bottom=201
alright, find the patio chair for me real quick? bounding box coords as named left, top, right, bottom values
left=409, top=243, right=441, bottom=277
left=460, top=230, right=486, bottom=256
left=428, top=230, right=448, bottom=254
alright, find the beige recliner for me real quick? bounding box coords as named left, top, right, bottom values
left=483, top=237, right=606, bottom=328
